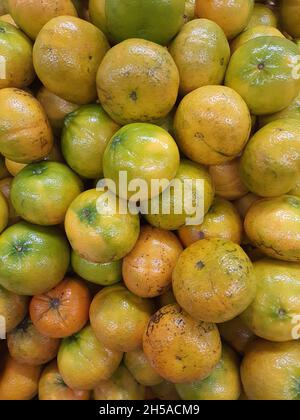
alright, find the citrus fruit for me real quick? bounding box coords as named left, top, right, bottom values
left=96, top=39, right=179, bottom=125
left=195, top=0, right=254, bottom=40
left=7, top=317, right=60, bottom=366
left=65, top=189, right=140, bottom=263
left=38, top=361, right=90, bottom=400
left=0, top=155, right=9, bottom=179
left=176, top=344, right=241, bottom=400
left=184, top=0, right=196, bottom=22
left=29, top=277, right=91, bottom=339
left=92, top=0, right=185, bottom=45
left=0, top=353, right=41, bottom=400
left=219, top=316, right=256, bottom=354
left=0, top=21, right=35, bottom=89
left=90, top=284, right=154, bottom=352
left=62, top=104, right=120, bottom=179
left=231, top=25, right=284, bottom=53
left=151, top=380, right=180, bottom=400
left=0, top=88, right=53, bottom=163
left=103, top=123, right=180, bottom=201
left=0, top=177, right=20, bottom=224
left=0, top=13, right=17, bottom=26
left=33, top=16, right=109, bottom=104
left=234, top=193, right=260, bottom=219
left=156, top=288, right=176, bottom=308
left=178, top=198, right=243, bottom=247
left=57, top=324, right=122, bottom=391
left=172, top=238, right=256, bottom=323
left=209, top=158, right=248, bottom=201
left=143, top=159, right=215, bottom=231
left=4, top=159, right=26, bottom=176
left=246, top=2, right=278, bottom=29
left=89, top=0, right=108, bottom=35
left=124, top=349, right=163, bottom=387
left=71, top=250, right=122, bottom=286
left=241, top=339, right=300, bottom=400
left=123, top=225, right=183, bottom=298
left=259, top=92, right=300, bottom=127
left=240, top=119, right=300, bottom=197
left=0, top=221, right=70, bottom=295
left=11, top=161, right=83, bottom=226
left=93, top=364, right=145, bottom=400
left=36, top=86, right=79, bottom=135
left=0, top=284, right=27, bottom=333
left=169, top=18, right=230, bottom=95
left=225, top=37, right=300, bottom=115
left=241, top=258, right=300, bottom=342
left=245, top=195, right=300, bottom=262
left=174, top=85, right=251, bottom=165
left=280, top=0, right=300, bottom=38
left=8, top=0, right=78, bottom=39
left=0, top=191, right=8, bottom=233
left=143, top=304, right=221, bottom=384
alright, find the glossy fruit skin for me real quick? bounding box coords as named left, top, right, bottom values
left=241, top=339, right=300, bottom=400
left=57, top=324, right=122, bottom=391
left=123, top=225, right=183, bottom=298
left=240, top=258, right=300, bottom=342
left=103, top=123, right=180, bottom=201
left=37, top=86, right=79, bottom=135
left=0, top=14, right=16, bottom=26
left=93, top=364, right=146, bottom=400
left=174, top=86, right=251, bottom=165
left=30, top=277, right=91, bottom=339
left=178, top=198, right=243, bottom=247
left=230, top=25, right=284, bottom=53
left=245, top=3, right=278, bottom=29
left=102, top=0, right=185, bottom=45
left=62, top=104, right=120, bottom=179
left=172, top=238, right=256, bottom=323
left=209, top=158, right=248, bottom=201
left=245, top=195, right=300, bottom=262
left=7, top=317, right=60, bottom=366
left=124, top=349, right=163, bottom=387
left=0, top=284, right=28, bottom=333
left=176, top=344, right=241, bottom=400
left=38, top=361, right=90, bottom=400
left=0, top=88, right=53, bottom=163
left=0, top=222, right=70, bottom=295
left=90, top=284, right=154, bottom=352
left=144, top=159, right=215, bottom=231
left=71, top=250, right=122, bottom=286
left=33, top=16, right=109, bottom=104
left=8, top=0, right=78, bottom=39
left=169, top=19, right=230, bottom=95
left=97, top=39, right=179, bottom=125
left=143, top=304, right=221, bottom=384
left=0, top=21, right=35, bottom=89
left=259, top=93, right=300, bottom=127
left=240, top=119, right=300, bottom=197
left=225, top=37, right=300, bottom=115
left=219, top=316, right=256, bottom=355
left=0, top=176, right=20, bottom=224
left=280, top=0, right=300, bottom=38
left=89, top=0, right=108, bottom=35
left=11, top=161, right=83, bottom=226
left=65, top=189, right=140, bottom=263
left=195, top=0, right=254, bottom=40
left=0, top=353, right=41, bottom=400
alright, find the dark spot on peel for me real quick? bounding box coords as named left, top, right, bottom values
left=195, top=260, right=205, bottom=270
left=129, top=91, right=137, bottom=102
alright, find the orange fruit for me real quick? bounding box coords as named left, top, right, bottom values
left=124, top=349, right=163, bottom=387
left=65, top=189, right=140, bottom=263
left=0, top=88, right=53, bottom=163
left=0, top=222, right=70, bottom=295
left=0, top=284, right=28, bottom=333
left=38, top=361, right=90, bottom=400
left=219, top=316, right=256, bottom=355
left=30, top=277, right=91, bottom=339
left=33, top=16, right=109, bottom=104
left=11, top=161, right=83, bottom=226
left=230, top=25, right=284, bottom=53
left=96, top=39, right=179, bottom=124
left=280, top=0, right=300, bottom=38
left=0, top=177, right=20, bottom=225
left=246, top=3, right=278, bottom=29
left=0, top=190, right=8, bottom=233
left=174, top=85, right=251, bottom=165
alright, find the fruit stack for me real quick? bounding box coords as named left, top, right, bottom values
left=0, top=0, right=299, bottom=401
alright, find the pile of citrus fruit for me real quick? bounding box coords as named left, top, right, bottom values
left=0, top=0, right=300, bottom=401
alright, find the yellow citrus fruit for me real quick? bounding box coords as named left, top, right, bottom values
left=280, top=0, right=300, bottom=38
left=174, top=85, right=251, bottom=165
left=33, top=16, right=109, bottom=104
left=246, top=3, right=278, bottom=29
left=0, top=190, right=8, bottom=233
left=231, top=25, right=284, bottom=53
left=96, top=39, right=179, bottom=125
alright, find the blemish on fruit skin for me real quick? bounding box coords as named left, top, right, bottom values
left=195, top=260, right=205, bottom=270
